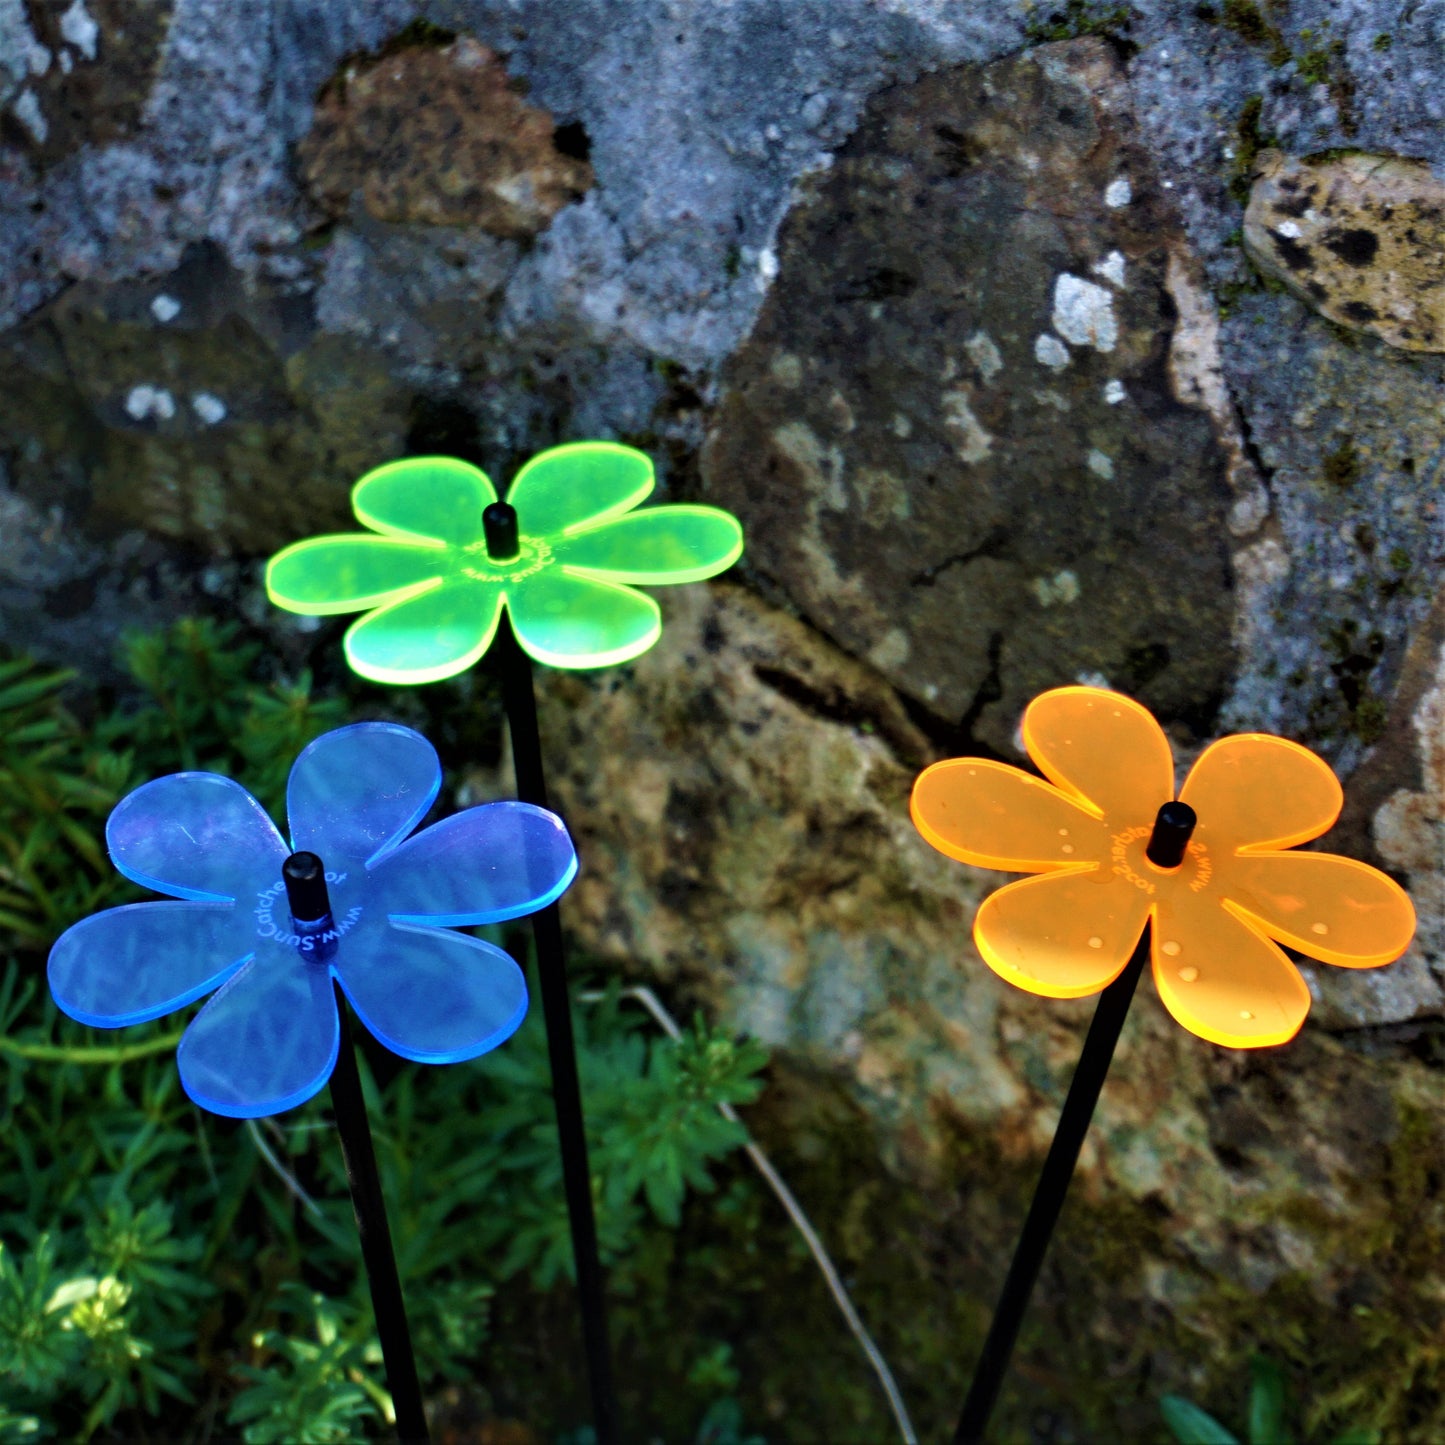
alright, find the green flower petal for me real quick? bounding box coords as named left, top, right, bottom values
left=507, top=569, right=661, bottom=669
left=352, top=456, right=496, bottom=546
left=505, top=441, right=653, bottom=539
left=552, top=505, right=743, bottom=584
left=266, top=535, right=445, bottom=615
left=343, top=579, right=504, bottom=685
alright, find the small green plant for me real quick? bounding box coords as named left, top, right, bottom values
left=1162, top=1356, right=1379, bottom=1445
left=226, top=1286, right=383, bottom=1444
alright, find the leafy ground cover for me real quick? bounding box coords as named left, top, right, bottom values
left=0, top=621, right=769, bottom=1442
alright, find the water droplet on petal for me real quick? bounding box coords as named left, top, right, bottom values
left=1058, top=828, right=1069, bottom=836
left=1087, top=936, right=1103, bottom=949
left=1062, top=844, right=1075, bottom=854
left=1162, top=940, right=1181, bottom=956
left=1240, top=1010, right=1254, bottom=1020
left=1311, top=922, right=1329, bottom=935
left=1178, top=966, right=1199, bottom=983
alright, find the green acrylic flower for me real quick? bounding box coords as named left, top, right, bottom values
left=265, top=442, right=744, bottom=684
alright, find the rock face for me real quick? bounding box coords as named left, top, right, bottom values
left=1244, top=150, right=1445, bottom=352
left=297, top=32, right=593, bottom=236
left=0, top=0, right=173, bottom=164
left=527, top=580, right=1444, bottom=1439
left=0, top=240, right=410, bottom=556
left=701, top=44, right=1238, bottom=756
left=2, top=2, right=1444, bottom=1437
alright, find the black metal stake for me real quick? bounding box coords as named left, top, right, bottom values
left=283, top=853, right=430, bottom=1445
left=953, top=801, right=1197, bottom=1444
left=484, top=503, right=619, bottom=1445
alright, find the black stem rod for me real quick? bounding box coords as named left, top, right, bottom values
left=953, top=801, right=1196, bottom=1444
left=493, top=614, right=619, bottom=1445
left=285, top=854, right=429, bottom=1444
left=329, top=988, right=430, bottom=1444
left=484, top=501, right=521, bottom=562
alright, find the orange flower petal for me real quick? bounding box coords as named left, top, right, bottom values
left=1220, top=851, right=1417, bottom=968
left=1179, top=734, right=1342, bottom=852
left=1152, top=889, right=1311, bottom=1048
left=973, top=870, right=1151, bottom=998
left=1022, top=687, right=1174, bottom=825
left=912, top=759, right=1108, bottom=873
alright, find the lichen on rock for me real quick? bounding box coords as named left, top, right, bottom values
left=297, top=33, right=593, bottom=237
left=0, top=0, right=174, bottom=165
left=1243, top=149, right=1445, bottom=352
left=702, top=39, right=1237, bottom=755
left=0, top=241, right=410, bottom=559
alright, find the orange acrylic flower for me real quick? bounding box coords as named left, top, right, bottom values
left=910, top=687, right=1417, bottom=1048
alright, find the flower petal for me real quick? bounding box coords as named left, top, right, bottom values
left=1022, top=687, right=1174, bottom=825
left=1179, top=734, right=1342, bottom=852
left=352, top=456, right=495, bottom=546
left=265, top=535, right=445, bottom=616
left=552, top=505, right=743, bottom=583
left=911, top=758, right=1107, bottom=872
left=973, top=870, right=1151, bottom=998
left=368, top=802, right=577, bottom=925
left=507, top=569, right=660, bottom=668
left=107, top=774, right=287, bottom=903
left=336, top=921, right=527, bottom=1064
left=505, top=441, right=653, bottom=539
left=177, top=951, right=339, bottom=1117
left=1219, top=851, right=1416, bottom=968
left=342, top=579, right=503, bottom=684
left=1152, top=889, right=1311, bottom=1048
left=287, top=723, right=441, bottom=868
left=49, top=901, right=250, bottom=1028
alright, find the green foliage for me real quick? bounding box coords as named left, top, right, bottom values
left=1162, top=1355, right=1380, bottom=1445
left=0, top=621, right=770, bottom=1441
left=226, top=1287, right=381, bottom=1443
left=688, top=1345, right=766, bottom=1445
left=1162, top=1390, right=1244, bottom=1444
left=400, top=984, right=768, bottom=1288
left=0, top=619, right=344, bottom=952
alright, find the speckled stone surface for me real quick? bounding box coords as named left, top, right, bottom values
left=1244, top=149, right=1445, bottom=352
left=0, top=3, right=1442, bottom=1432
left=298, top=33, right=593, bottom=234
left=700, top=41, right=1237, bottom=756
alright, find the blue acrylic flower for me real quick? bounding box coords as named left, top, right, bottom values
left=47, top=723, right=577, bottom=1118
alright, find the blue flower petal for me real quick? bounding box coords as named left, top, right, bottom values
left=108, top=774, right=287, bottom=903
left=49, top=901, right=251, bottom=1028
left=177, top=951, right=339, bottom=1118
left=287, top=723, right=441, bottom=868
left=366, top=802, right=577, bottom=926
left=336, top=921, right=526, bottom=1064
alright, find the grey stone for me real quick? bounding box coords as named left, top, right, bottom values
left=1215, top=292, right=1445, bottom=763
left=0, top=241, right=410, bottom=557
left=1, top=6, right=1443, bottom=1427
left=701, top=42, right=1237, bottom=755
